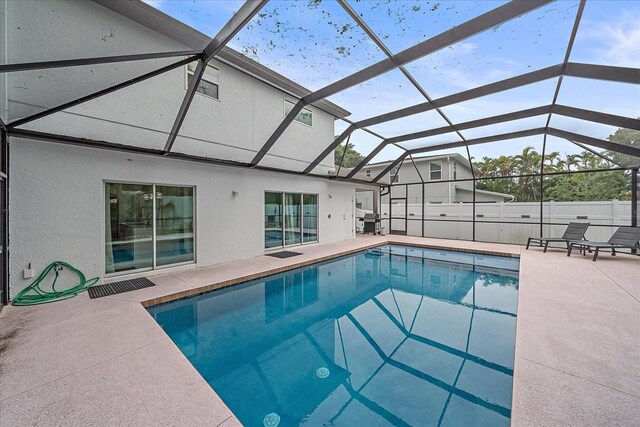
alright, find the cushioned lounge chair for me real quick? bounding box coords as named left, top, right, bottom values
left=526, top=222, right=590, bottom=253
left=567, top=226, right=640, bottom=261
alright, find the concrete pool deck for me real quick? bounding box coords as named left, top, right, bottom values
left=0, top=235, right=638, bottom=426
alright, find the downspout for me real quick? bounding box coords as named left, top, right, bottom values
left=447, top=157, right=452, bottom=204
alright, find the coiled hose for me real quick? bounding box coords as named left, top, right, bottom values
left=12, top=261, right=99, bottom=306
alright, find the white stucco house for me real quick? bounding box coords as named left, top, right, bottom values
left=0, top=0, right=382, bottom=298
left=356, top=154, right=513, bottom=212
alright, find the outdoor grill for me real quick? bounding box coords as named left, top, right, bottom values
left=362, top=213, right=381, bottom=235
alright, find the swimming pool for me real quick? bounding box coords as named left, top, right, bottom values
left=148, top=244, right=519, bottom=426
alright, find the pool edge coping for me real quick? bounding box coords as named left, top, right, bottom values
left=140, top=239, right=520, bottom=308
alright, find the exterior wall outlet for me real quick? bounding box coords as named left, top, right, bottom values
left=24, top=268, right=34, bottom=279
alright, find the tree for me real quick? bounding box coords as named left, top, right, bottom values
left=334, top=142, right=365, bottom=169
left=545, top=170, right=629, bottom=201
left=605, top=126, right=640, bottom=167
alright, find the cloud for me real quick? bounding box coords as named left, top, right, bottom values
left=593, top=20, right=640, bottom=67
left=579, top=15, right=640, bottom=67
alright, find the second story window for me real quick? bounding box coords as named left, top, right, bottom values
left=365, top=169, right=371, bottom=177
left=391, top=167, right=399, bottom=183
left=453, top=162, right=457, bottom=180
left=285, top=100, right=313, bottom=126
left=186, top=62, right=219, bottom=100
left=430, top=161, right=442, bottom=181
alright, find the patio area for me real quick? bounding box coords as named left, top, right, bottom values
left=0, top=235, right=638, bottom=426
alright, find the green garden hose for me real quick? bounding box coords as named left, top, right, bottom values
left=12, top=261, right=99, bottom=306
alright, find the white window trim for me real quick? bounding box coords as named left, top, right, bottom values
left=429, top=161, right=442, bottom=181
left=284, top=99, right=313, bottom=127
left=185, top=63, right=220, bottom=102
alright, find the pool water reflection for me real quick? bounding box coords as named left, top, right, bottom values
left=148, top=245, right=519, bottom=426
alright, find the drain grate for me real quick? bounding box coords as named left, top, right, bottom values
left=88, top=277, right=155, bottom=299
left=266, top=251, right=303, bottom=259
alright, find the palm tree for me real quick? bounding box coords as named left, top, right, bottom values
left=514, top=147, right=542, bottom=201
left=566, top=153, right=583, bottom=172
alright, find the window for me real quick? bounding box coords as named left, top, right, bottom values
left=284, top=99, right=313, bottom=126
left=105, top=182, right=194, bottom=274
left=430, top=161, right=442, bottom=181
left=186, top=62, right=219, bottom=100
left=453, top=162, right=457, bottom=180
left=391, top=167, right=399, bottom=183
left=265, top=192, right=318, bottom=248
left=365, top=169, right=371, bottom=177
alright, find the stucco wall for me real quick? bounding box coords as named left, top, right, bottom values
left=8, top=138, right=357, bottom=297
left=4, top=0, right=335, bottom=172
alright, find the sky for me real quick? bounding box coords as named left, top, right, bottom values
left=143, top=0, right=640, bottom=162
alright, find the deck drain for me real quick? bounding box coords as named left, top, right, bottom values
left=316, top=367, right=330, bottom=379
left=87, top=277, right=155, bottom=299
left=263, top=413, right=280, bottom=427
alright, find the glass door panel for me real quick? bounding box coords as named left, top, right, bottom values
left=265, top=192, right=283, bottom=248
left=303, top=194, right=318, bottom=243
left=105, top=183, right=153, bottom=273
left=155, top=186, right=194, bottom=267
left=284, top=193, right=302, bottom=246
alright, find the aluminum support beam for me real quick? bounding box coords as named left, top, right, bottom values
left=327, top=61, right=639, bottom=175
left=345, top=140, right=390, bottom=178
left=202, top=1, right=269, bottom=62
left=164, top=0, right=268, bottom=154
left=359, top=65, right=563, bottom=128
left=372, top=154, right=409, bottom=183
left=8, top=128, right=380, bottom=187
left=553, top=105, right=640, bottom=131
left=336, top=0, right=469, bottom=146
left=347, top=106, right=552, bottom=179
left=315, top=65, right=562, bottom=176
left=351, top=108, right=637, bottom=184
left=305, top=0, right=552, bottom=105
left=8, top=55, right=199, bottom=128
left=564, top=62, right=640, bottom=85
left=390, top=105, right=553, bottom=145
left=345, top=104, right=639, bottom=179
left=257, top=0, right=553, bottom=168
left=547, top=128, right=640, bottom=158
left=0, top=50, right=201, bottom=73
left=347, top=105, right=639, bottom=182
left=301, top=124, right=356, bottom=174
left=544, top=0, right=585, bottom=127
left=250, top=100, right=304, bottom=165
left=569, top=140, right=623, bottom=167
left=409, top=128, right=547, bottom=156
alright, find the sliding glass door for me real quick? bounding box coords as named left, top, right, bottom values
left=106, top=182, right=194, bottom=274
left=284, top=193, right=302, bottom=246
left=265, top=192, right=283, bottom=249
left=265, top=192, right=318, bottom=249
left=156, top=186, right=194, bottom=267
left=303, top=194, right=318, bottom=243
left=105, top=183, right=154, bottom=273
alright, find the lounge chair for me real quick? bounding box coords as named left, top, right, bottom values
left=567, top=226, right=640, bottom=261
left=526, top=222, right=590, bottom=253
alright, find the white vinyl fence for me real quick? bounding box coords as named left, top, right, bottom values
left=381, top=200, right=634, bottom=245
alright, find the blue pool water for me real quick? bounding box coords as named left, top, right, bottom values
left=148, top=245, right=519, bottom=426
